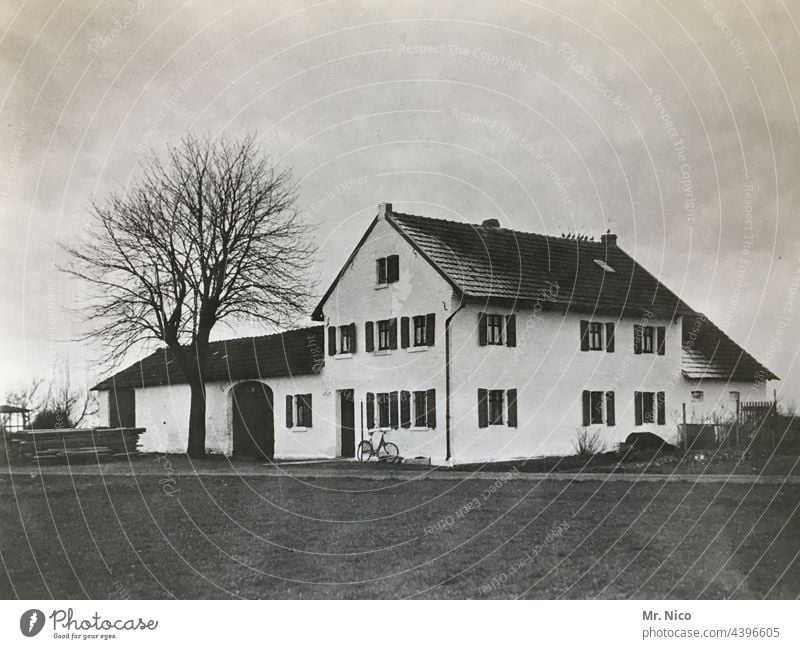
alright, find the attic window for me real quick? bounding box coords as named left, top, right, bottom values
left=594, top=259, right=615, bottom=272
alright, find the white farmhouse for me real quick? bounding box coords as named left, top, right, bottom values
left=93, top=203, right=777, bottom=464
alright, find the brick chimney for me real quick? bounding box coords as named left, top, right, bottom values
left=601, top=232, right=617, bottom=246
left=378, top=202, right=393, bottom=218
left=481, top=218, right=500, bottom=227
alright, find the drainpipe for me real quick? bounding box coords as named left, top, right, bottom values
left=445, top=296, right=465, bottom=463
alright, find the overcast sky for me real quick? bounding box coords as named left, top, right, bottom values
left=1, top=0, right=798, bottom=402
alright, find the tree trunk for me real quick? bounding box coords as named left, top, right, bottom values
left=186, top=378, right=207, bottom=458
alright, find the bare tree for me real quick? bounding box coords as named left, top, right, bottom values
left=63, top=134, right=315, bottom=457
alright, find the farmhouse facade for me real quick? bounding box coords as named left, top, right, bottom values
left=94, top=203, right=777, bottom=464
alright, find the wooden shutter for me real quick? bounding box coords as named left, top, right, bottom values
left=365, top=321, right=374, bottom=352
left=400, top=391, right=411, bottom=428
left=389, top=318, right=398, bottom=349
left=606, top=322, right=615, bottom=352
left=657, top=326, right=666, bottom=355
left=478, top=312, right=487, bottom=346
left=400, top=317, right=410, bottom=348
left=505, top=314, right=517, bottom=347
left=366, top=392, right=375, bottom=429
left=426, top=313, right=436, bottom=346
left=349, top=323, right=357, bottom=353
left=580, top=320, right=590, bottom=351
left=634, top=324, right=642, bottom=354
left=657, top=391, right=666, bottom=425
left=634, top=391, right=643, bottom=426
left=306, top=394, right=313, bottom=427
left=327, top=326, right=336, bottom=356
left=478, top=389, right=489, bottom=428
left=426, top=388, right=436, bottom=428
left=285, top=395, right=293, bottom=428
left=389, top=392, right=399, bottom=429
left=606, top=392, right=615, bottom=426
left=387, top=254, right=399, bottom=283
left=507, top=389, right=518, bottom=427
left=582, top=390, right=590, bottom=426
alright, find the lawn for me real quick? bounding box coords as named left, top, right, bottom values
left=1, top=469, right=798, bottom=599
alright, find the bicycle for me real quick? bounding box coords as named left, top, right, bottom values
left=356, top=429, right=400, bottom=463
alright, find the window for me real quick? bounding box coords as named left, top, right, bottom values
left=730, top=391, right=740, bottom=403
left=413, top=316, right=427, bottom=346
left=367, top=390, right=427, bottom=430
left=367, top=319, right=398, bottom=352
left=635, top=391, right=666, bottom=426
left=488, top=390, right=504, bottom=425
left=412, top=390, right=437, bottom=428
left=691, top=390, right=704, bottom=402
left=286, top=394, right=313, bottom=428
left=580, top=320, right=615, bottom=352
left=634, top=324, right=666, bottom=355
left=339, top=324, right=355, bottom=354
left=487, top=315, right=503, bottom=345
left=377, top=392, right=391, bottom=428
left=378, top=320, right=391, bottom=350
left=376, top=255, right=399, bottom=285
left=478, top=388, right=517, bottom=428
left=581, top=390, right=616, bottom=426
left=402, top=314, right=435, bottom=348
left=478, top=312, right=517, bottom=347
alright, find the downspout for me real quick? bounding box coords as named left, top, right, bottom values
left=445, top=294, right=465, bottom=463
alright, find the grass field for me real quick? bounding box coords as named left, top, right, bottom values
left=1, top=470, right=798, bottom=599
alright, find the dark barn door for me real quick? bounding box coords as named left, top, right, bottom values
left=232, top=382, right=274, bottom=460
left=109, top=388, right=135, bottom=428
left=339, top=389, right=355, bottom=457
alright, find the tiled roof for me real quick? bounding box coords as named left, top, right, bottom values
left=92, top=326, right=324, bottom=390
left=682, top=314, right=777, bottom=382
left=387, top=212, right=694, bottom=318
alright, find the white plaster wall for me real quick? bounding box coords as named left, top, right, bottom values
left=317, top=214, right=457, bottom=463
left=678, top=379, right=767, bottom=425
left=449, top=305, right=688, bottom=462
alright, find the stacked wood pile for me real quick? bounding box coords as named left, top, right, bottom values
left=2, top=427, right=145, bottom=464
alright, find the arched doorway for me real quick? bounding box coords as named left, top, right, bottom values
left=231, top=382, right=274, bottom=460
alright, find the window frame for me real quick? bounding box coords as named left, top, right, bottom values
left=588, top=322, right=604, bottom=350
left=589, top=391, right=604, bottom=424
left=691, top=390, right=704, bottom=403
left=413, top=390, right=427, bottom=427
left=339, top=325, right=354, bottom=354
left=377, top=392, right=391, bottom=428
left=486, top=314, right=504, bottom=345
left=488, top=389, right=505, bottom=425
left=376, top=257, right=388, bottom=285
left=642, top=325, right=655, bottom=354
left=377, top=320, right=391, bottom=351
left=641, top=392, right=655, bottom=424
left=295, top=393, right=312, bottom=428
left=413, top=315, right=427, bottom=347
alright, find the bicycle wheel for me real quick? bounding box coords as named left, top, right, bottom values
left=356, top=441, right=373, bottom=462
left=383, top=442, right=399, bottom=463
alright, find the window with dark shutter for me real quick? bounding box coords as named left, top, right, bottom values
left=633, top=324, right=642, bottom=354
left=413, top=391, right=426, bottom=427
left=425, top=313, right=435, bottom=346
left=642, top=326, right=655, bottom=353
left=657, top=391, right=666, bottom=425
left=426, top=388, right=436, bottom=428
left=400, top=391, right=411, bottom=428
left=365, top=321, right=375, bottom=352
left=349, top=323, right=357, bottom=353
left=327, top=326, right=336, bottom=356
left=377, top=320, right=390, bottom=350
left=657, top=326, right=666, bottom=355
left=286, top=395, right=293, bottom=428
left=478, top=389, right=489, bottom=428
left=387, top=254, right=399, bottom=283
left=378, top=393, right=390, bottom=428
left=488, top=390, right=504, bottom=425
left=507, top=389, right=517, bottom=427
left=296, top=394, right=312, bottom=427
left=389, top=391, right=399, bottom=429
left=400, top=317, right=410, bottom=348
left=413, top=315, right=426, bottom=346
left=582, top=390, right=591, bottom=426
left=606, top=322, right=615, bottom=352
left=590, top=391, right=604, bottom=424
left=486, top=315, right=504, bottom=345
left=580, top=320, right=590, bottom=351
left=588, top=322, right=603, bottom=350
left=366, top=392, right=375, bottom=429
left=634, top=391, right=643, bottom=426
left=389, top=318, right=398, bottom=349
left=478, top=312, right=487, bottom=346
left=606, top=391, right=615, bottom=426
left=376, top=258, right=387, bottom=284
left=505, top=314, right=516, bottom=347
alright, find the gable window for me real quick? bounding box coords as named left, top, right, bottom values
left=634, top=391, right=666, bottom=426
left=478, top=313, right=517, bottom=347
left=634, top=324, right=666, bottom=355
left=339, top=324, right=355, bottom=354
left=376, top=255, right=399, bottom=285
left=580, top=320, right=615, bottom=352
left=287, top=394, right=313, bottom=428
left=477, top=388, right=518, bottom=428
left=581, top=390, right=616, bottom=426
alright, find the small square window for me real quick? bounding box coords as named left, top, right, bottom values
left=730, top=391, right=740, bottom=402
left=488, top=390, right=504, bottom=425
left=486, top=314, right=504, bottom=345
left=691, top=390, right=704, bottom=402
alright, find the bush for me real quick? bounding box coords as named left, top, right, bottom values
left=573, top=427, right=604, bottom=459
